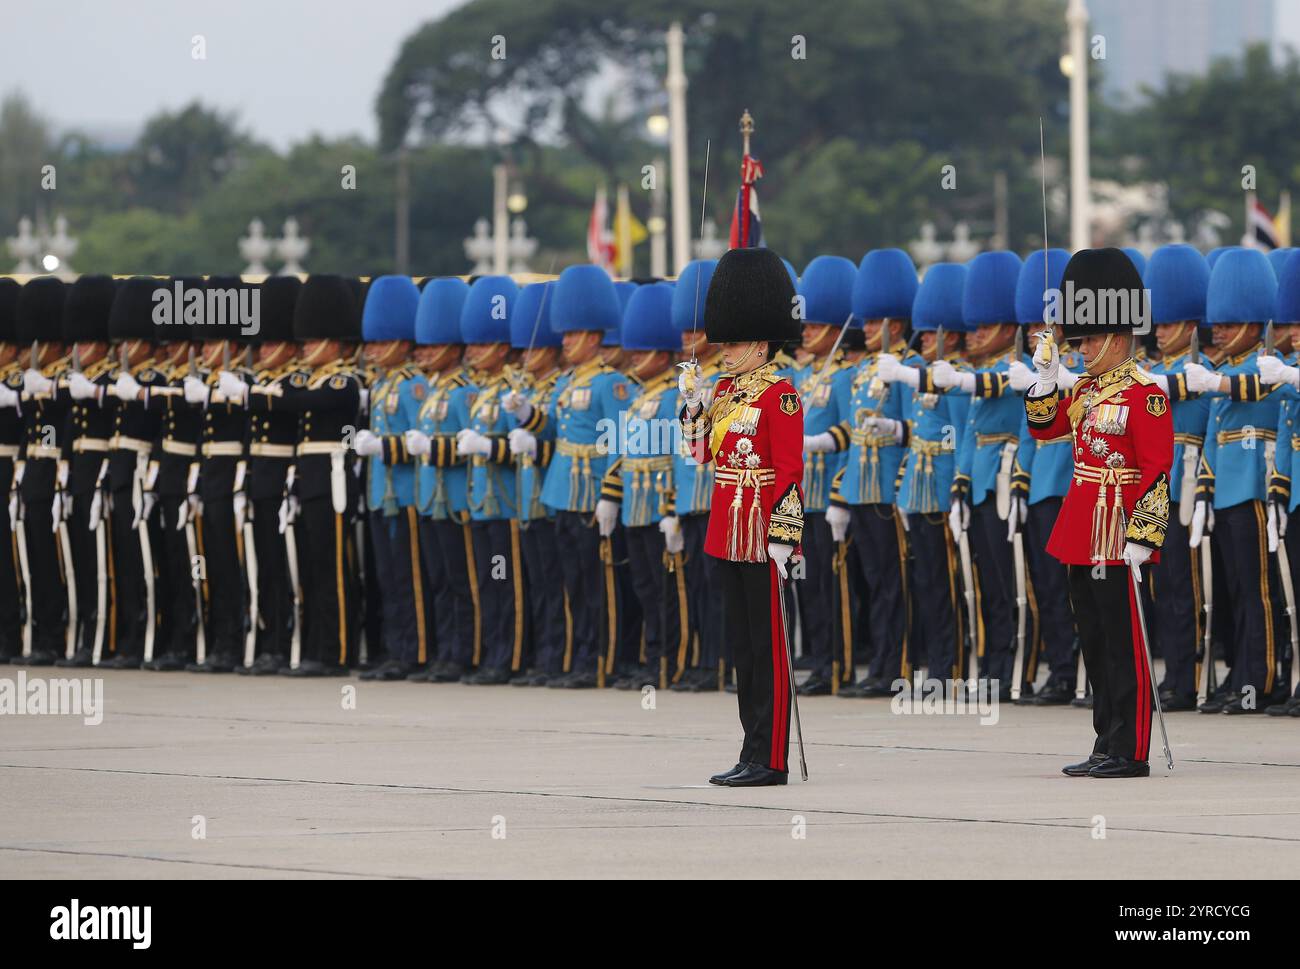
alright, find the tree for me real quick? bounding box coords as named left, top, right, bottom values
left=0, top=91, right=55, bottom=233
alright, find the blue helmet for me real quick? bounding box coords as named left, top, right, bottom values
left=798, top=255, right=857, bottom=326
left=551, top=264, right=622, bottom=333
left=670, top=259, right=717, bottom=332
left=361, top=275, right=419, bottom=342
left=1277, top=250, right=1300, bottom=324
left=912, top=263, right=970, bottom=332
left=1267, top=246, right=1296, bottom=279
left=1015, top=248, right=1071, bottom=326
left=852, top=248, right=918, bottom=321
left=459, top=275, right=518, bottom=344
left=1206, top=246, right=1239, bottom=269
left=1144, top=245, right=1210, bottom=325
left=510, top=282, right=562, bottom=349
left=1121, top=247, right=1147, bottom=277
left=962, top=250, right=1024, bottom=327
left=1207, top=248, right=1277, bottom=325
left=621, top=282, right=680, bottom=351
left=415, top=277, right=470, bottom=345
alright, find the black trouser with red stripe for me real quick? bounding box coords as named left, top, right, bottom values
left=720, top=558, right=791, bottom=773
left=1068, top=565, right=1152, bottom=762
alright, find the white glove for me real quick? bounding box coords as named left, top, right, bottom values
left=659, top=514, right=685, bottom=554
left=7, top=491, right=17, bottom=527
left=1007, top=360, right=1036, bottom=392
left=1183, top=362, right=1222, bottom=394
left=353, top=429, right=382, bottom=457
left=1057, top=368, right=1081, bottom=391
left=187, top=493, right=203, bottom=524
left=67, top=372, right=100, bottom=401
left=1188, top=498, right=1214, bottom=547
left=826, top=503, right=850, bottom=543
left=218, top=370, right=249, bottom=403
left=1122, top=542, right=1153, bottom=569
left=768, top=542, right=793, bottom=580
left=234, top=492, right=247, bottom=531
left=930, top=360, right=976, bottom=393
left=501, top=389, right=529, bottom=417
left=455, top=428, right=492, bottom=457
left=88, top=489, right=102, bottom=526
left=278, top=495, right=299, bottom=534
left=1258, top=354, right=1300, bottom=388
left=1032, top=331, right=1059, bottom=390
left=0, top=385, right=17, bottom=408
left=595, top=498, right=620, bottom=537
left=131, top=491, right=156, bottom=530
left=507, top=427, right=537, bottom=458
left=948, top=498, right=970, bottom=538
left=1006, top=496, right=1027, bottom=541
left=1147, top=373, right=1170, bottom=395
left=183, top=375, right=209, bottom=404
left=23, top=369, right=52, bottom=395
left=1278, top=502, right=1289, bottom=538
left=404, top=429, right=432, bottom=457
left=875, top=353, right=920, bottom=388
left=861, top=416, right=903, bottom=441
left=678, top=361, right=705, bottom=411
left=804, top=432, right=837, bottom=453
left=114, top=372, right=142, bottom=400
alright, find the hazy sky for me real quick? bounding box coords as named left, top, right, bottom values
left=3, top=0, right=461, bottom=148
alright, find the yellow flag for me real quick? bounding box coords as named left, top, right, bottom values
left=614, top=184, right=648, bottom=277
left=1278, top=191, right=1292, bottom=247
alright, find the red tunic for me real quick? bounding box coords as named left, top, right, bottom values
left=1024, top=359, right=1173, bottom=566
left=680, top=363, right=805, bottom=562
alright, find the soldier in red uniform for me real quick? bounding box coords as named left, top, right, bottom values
left=1024, top=248, right=1173, bottom=778
left=679, top=248, right=805, bottom=788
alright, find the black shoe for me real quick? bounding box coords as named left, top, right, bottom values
left=56, top=649, right=95, bottom=668
left=1071, top=693, right=1093, bottom=709
left=243, top=654, right=286, bottom=676
left=18, top=649, right=58, bottom=667
left=1161, top=693, right=1197, bottom=712
left=103, top=653, right=143, bottom=670
left=509, top=668, right=537, bottom=686
left=1198, top=695, right=1227, bottom=714
left=186, top=654, right=234, bottom=673
left=549, top=671, right=598, bottom=689
left=1222, top=696, right=1263, bottom=715
left=467, top=667, right=511, bottom=685
left=724, top=764, right=788, bottom=787
left=709, top=763, right=748, bottom=786
left=432, top=662, right=466, bottom=683
left=281, top=660, right=330, bottom=677
left=1089, top=756, right=1150, bottom=778
left=614, top=666, right=655, bottom=690
left=1062, top=753, right=1108, bottom=777
left=143, top=653, right=188, bottom=672
left=359, top=660, right=414, bottom=682
left=1025, top=679, right=1073, bottom=706
left=797, top=676, right=833, bottom=697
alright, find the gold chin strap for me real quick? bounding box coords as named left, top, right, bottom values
left=728, top=341, right=763, bottom=373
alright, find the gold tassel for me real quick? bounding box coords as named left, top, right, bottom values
left=747, top=483, right=765, bottom=562
left=728, top=484, right=744, bottom=560
left=1092, top=483, right=1107, bottom=562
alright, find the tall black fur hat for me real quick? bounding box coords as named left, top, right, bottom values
left=257, top=276, right=302, bottom=344
left=1057, top=247, right=1148, bottom=342
left=62, top=275, right=117, bottom=343
left=294, top=274, right=362, bottom=341
left=108, top=276, right=165, bottom=342
left=15, top=276, right=66, bottom=345
left=0, top=278, right=21, bottom=343
left=704, top=248, right=801, bottom=344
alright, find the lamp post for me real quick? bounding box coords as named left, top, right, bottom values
left=666, top=21, right=690, bottom=274
left=1066, top=0, right=1092, bottom=250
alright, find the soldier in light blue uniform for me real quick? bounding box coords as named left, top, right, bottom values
left=872, top=262, right=971, bottom=685
left=1183, top=248, right=1287, bottom=713
left=503, top=265, right=632, bottom=688
left=1005, top=248, right=1076, bottom=704
left=663, top=260, right=727, bottom=692
left=504, top=281, right=567, bottom=685
left=784, top=255, right=857, bottom=696
left=935, top=250, right=1025, bottom=699
left=824, top=249, right=920, bottom=697
left=1140, top=245, right=1212, bottom=711
left=352, top=276, right=430, bottom=681
left=405, top=277, right=478, bottom=683
left=597, top=282, right=684, bottom=690
left=1255, top=249, right=1300, bottom=716
left=451, top=275, right=522, bottom=685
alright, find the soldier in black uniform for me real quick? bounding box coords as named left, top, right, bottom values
left=57, top=275, right=119, bottom=668
left=185, top=276, right=253, bottom=673
left=223, top=275, right=301, bottom=674
left=104, top=278, right=168, bottom=669
left=273, top=275, right=363, bottom=676
left=15, top=277, right=69, bottom=666
left=0, top=279, right=23, bottom=664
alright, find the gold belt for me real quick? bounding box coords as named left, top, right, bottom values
left=714, top=467, right=776, bottom=488
left=72, top=438, right=110, bottom=453
left=910, top=437, right=948, bottom=456
left=1073, top=464, right=1141, bottom=486
left=557, top=440, right=602, bottom=458
left=110, top=435, right=151, bottom=454
left=0, top=444, right=19, bottom=458
left=250, top=443, right=295, bottom=458
left=1038, top=433, right=1072, bottom=446
left=851, top=430, right=897, bottom=448
left=623, top=456, right=674, bottom=472
left=201, top=441, right=244, bottom=457
left=1217, top=429, right=1275, bottom=446
left=976, top=433, right=1019, bottom=447
left=162, top=439, right=197, bottom=457
left=297, top=441, right=347, bottom=455
left=1173, top=433, right=1204, bottom=447
left=25, top=445, right=60, bottom=459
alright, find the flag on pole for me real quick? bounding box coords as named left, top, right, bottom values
left=1243, top=191, right=1280, bottom=250
left=1277, top=191, right=1292, bottom=247
left=587, top=184, right=615, bottom=272
left=728, top=152, right=764, bottom=249
left=613, top=183, right=648, bottom=277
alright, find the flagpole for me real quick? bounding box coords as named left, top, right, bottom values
left=667, top=22, right=691, bottom=274
left=1067, top=0, right=1091, bottom=251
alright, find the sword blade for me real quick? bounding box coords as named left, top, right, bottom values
left=776, top=571, right=808, bottom=781
left=1130, top=565, right=1174, bottom=770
